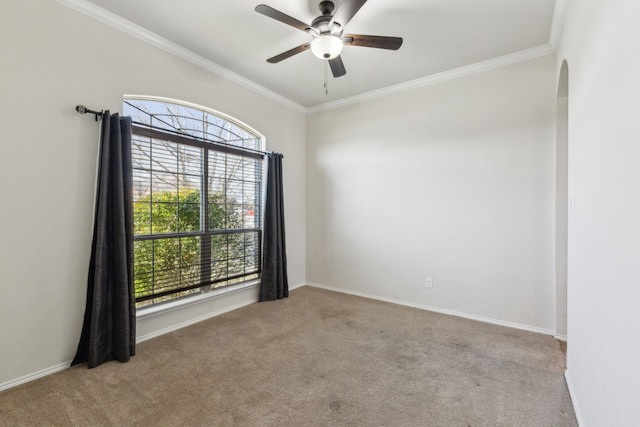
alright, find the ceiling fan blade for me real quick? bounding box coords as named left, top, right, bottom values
left=255, top=4, right=310, bottom=32
left=343, top=34, right=403, bottom=50
left=267, top=43, right=311, bottom=63
left=329, top=56, right=347, bottom=78
left=330, top=0, right=367, bottom=28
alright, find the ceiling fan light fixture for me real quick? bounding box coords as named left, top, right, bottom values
left=310, top=34, right=343, bottom=60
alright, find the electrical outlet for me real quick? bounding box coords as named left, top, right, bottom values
left=425, top=277, right=433, bottom=288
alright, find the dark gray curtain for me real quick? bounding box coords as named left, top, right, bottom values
left=259, top=152, right=288, bottom=301
left=71, top=112, right=136, bottom=368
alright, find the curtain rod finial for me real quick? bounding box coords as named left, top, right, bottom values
left=76, top=105, right=103, bottom=121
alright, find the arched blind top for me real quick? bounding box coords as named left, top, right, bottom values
left=124, top=97, right=263, bottom=152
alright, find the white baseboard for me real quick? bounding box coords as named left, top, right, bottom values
left=0, top=361, right=71, bottom=392
left=306, top=282, right=555, bottom=336
left=138, top=281, right=306, bottom=342
left=289, top=282, right=306, bottom=291
left=554, top=334, right=568, bottom=341
left=565, top=369, right=584, bottom=427
left=136, top=298, right=257, bottom=343
left=1, top=281, right=304, bottom=391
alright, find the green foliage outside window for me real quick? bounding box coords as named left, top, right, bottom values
left=133, top=189, right=248, bottom=303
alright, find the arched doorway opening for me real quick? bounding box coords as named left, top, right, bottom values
left=556, top=60, right=569, bottom=349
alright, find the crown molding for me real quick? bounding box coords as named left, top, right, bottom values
left=55, top=0, right=564, bottom=116
left=306, top=44, right=556, bottom=114
left=549, top=0, right=569, bottom=49
left=309, top=0, right=568, bottom=113
left=53, top=0, right=307, bottom=114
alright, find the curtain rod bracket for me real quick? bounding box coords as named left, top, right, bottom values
left=76, top=105, right=104, bottom=121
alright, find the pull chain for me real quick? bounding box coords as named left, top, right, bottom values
left=324, top=61, right=329, bottom=95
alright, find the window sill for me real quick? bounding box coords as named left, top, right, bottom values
left=136, top=280, right=260, bottom=320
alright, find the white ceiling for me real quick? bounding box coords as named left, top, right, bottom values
left=69, top=0, right=562, bottom=111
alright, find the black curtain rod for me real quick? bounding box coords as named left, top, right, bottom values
left=75, top=105, right=103, bottom=121
left=74, top=104, right=281, bottom=158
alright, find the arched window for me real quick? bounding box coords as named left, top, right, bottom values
left=123, top=97, right=265, bottom=306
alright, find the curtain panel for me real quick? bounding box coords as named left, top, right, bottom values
left=72, top=112, right=136, bottom=368
left=259, top=152, right=289, bottom=301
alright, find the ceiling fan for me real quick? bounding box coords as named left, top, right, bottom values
left=255, top=0, right=403, bottom=78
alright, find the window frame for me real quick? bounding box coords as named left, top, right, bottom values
left=125, top=96, right=266, bottom=308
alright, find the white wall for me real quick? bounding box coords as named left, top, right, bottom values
left=10, top=6, right=640, bottom=425
left=558, top=1, right=640, bottom=425
left=0, top=0, right=305, bottom=387
left=306, top=55, right=558, bottom=331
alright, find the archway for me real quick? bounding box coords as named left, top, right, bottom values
left=556, top=60, right=569, bottom=344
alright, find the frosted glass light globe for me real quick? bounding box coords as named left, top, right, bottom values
left=310, top=35, right=344, bottom=60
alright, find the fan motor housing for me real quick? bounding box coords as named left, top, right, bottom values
left=312, top=15, right=332, bottom=34
left=311, top=1, right=344, bottom=36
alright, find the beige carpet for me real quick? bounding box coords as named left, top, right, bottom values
left=0, top=286, right=577, bottom=426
